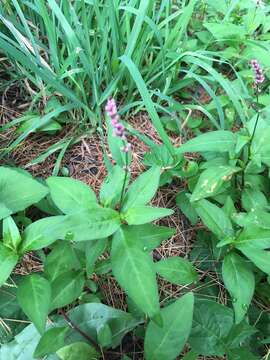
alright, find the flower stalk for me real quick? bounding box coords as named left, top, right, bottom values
left=105, top=98, right=131, bottom=209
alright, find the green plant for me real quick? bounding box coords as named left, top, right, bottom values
left=0, top=118, right=198, bottom=358
left=174, top=68, right=270, bottom=358
left=1, top=0, right=258, bottom=164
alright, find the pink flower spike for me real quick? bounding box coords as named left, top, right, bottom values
left=250, top=59, right=265, bottom=85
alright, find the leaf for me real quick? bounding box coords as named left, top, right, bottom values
left=47, top=176, right=97, bottom=214
left=20, top=215, right=67, bottom=252
left=222, top=253, right=255, bottom=324
left=155, top=257, right=198, bottom=285
left=111, top=228, right=160, bottom=319
left=123, top=206, right=173, bottom=225
left=176, top=191, right=198, bottom=225
left=100, top=165, right=127, bottom=208
left=189, top=299, right=234, bottom=356
left=144, top=293, right=194, bottom=360
left=85, top=238, right=108, bottom=275
left=122, top=166, right=161, bottom=211
left=61, top=207, right=121, bottom=241
left=2, top=216, right=22, bottom=251
left=0, top=285, right=26, bottom=343
left=120, top=224, right=175, bottom=252
left=241, top=189, right=267, bottom=212
left=60, top=303, right=139, bottom=348
left=97, top=323, right=112, bottom=347
left=190, top=166, right=240, bottom=202
left=227, top=348, right=260, bottom=360
left=236, top=244, right=270, bottom=275
left=224, top=321, right=257, bottom=349
left=204, top=22, right=246, bottom=40
left=251, top=126, right=270, bottom=167
left=176, top=131, right=236, bottom=154
left=236, top=226, right=270, bottom=249
left=34, top=326, right=69, bottom=358
left=17, top=274, right=51, bottom=334
left=0, top=324, right=41, bottom=360
left=0, top=243, right=18, bottom=286
left=17, top=116, right=62, bottom=134
left=44, top=242, right=82, bottom=281
left=50, top=270, right=85, bottom=311
left=0, top=167, right=48, bottom=218
left=57, top=342, right=100, bottom=360
left=193, top=199, right=234, bottom=239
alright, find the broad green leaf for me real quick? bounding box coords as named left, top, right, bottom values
left=97, top=323, right=112, bottom=347
left=0, top=324, right=41, bottom=360
left=204, top=22, right=246, bottom=40
left=236, top=226, right=270, bottom=249
left=34, top=327, right=69, bottom=358
left=123, top=206, right=173, bottom=225
left=144, top=144, right=176, bottom=168
left=100, top=165, right=127, bottom=208
left=47, top=176, right=97, bottom=214
left=95, top=258, right=111, bottom=275
left=189, top=299, right=234, bottom=356
left=224, top=321, right=257, bottom=349
left=0, top=243, right=18, bottom=286
left=155, top=257, right=198, bottom=285
left=0, top=285, right=26, bottom=343
left=236, top=244, right=270, bottom=274
left=144, top=293, right=194, bottom=360
left=227, top=348, right=260, bottom=360
left=0, top=167, right=48, bottom=218
left=176, top=131, right=236, bottom=154
left=85, top=238, right=108, bottom=275
left=190, top=165, right=240, bottom=202
left=57, top=342, right=99, bottom=360
left=17, top=274, right=51, bottom=334
left=251, top=126, right=270, bottom=167
left=193, top=199, right=234, bottom=239
left=222, top=253, right=255, bottom=323
left=44, top=242, right=82, bottom=281
left=176, top=191, right=198, bottom=225
left=122, top=167, right=161, bottom=211
left=50, top=270, right=85, bottom=311
left=17, top=116, right=62, bottom=134
left=3, top=216, right=22, bottom=251
left=21, top=216, right=66, bottom=252
left=111, top=228, right=160, bottom=319
left=241, top=189, right=267, bottom=212
left=120, top=224, right=175, bottom=252
left=61, top=207, right=121, bottom=241
left=0, top=203, right=12, bottom=219
left=60, top=303, right=139, bottom=348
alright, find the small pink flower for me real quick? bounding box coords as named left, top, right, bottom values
left=105, top=98, right=131, bottom=153
left=250, top=59, right=265, bottom=85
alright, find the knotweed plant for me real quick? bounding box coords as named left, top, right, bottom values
left=250, top=59, right=265, bottom=142
left=105, top=98, right=131, bottom=208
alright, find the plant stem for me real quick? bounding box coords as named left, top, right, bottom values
left=248, top=85, right=260, bottom=159
left=119, top=150, right=129, bottom=210
left=60, top=309, right=100, bottom=352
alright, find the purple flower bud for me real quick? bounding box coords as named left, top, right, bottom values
left=105, top=98, right=132, bottom=155
left=250, top=59, right=265, bottom=85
